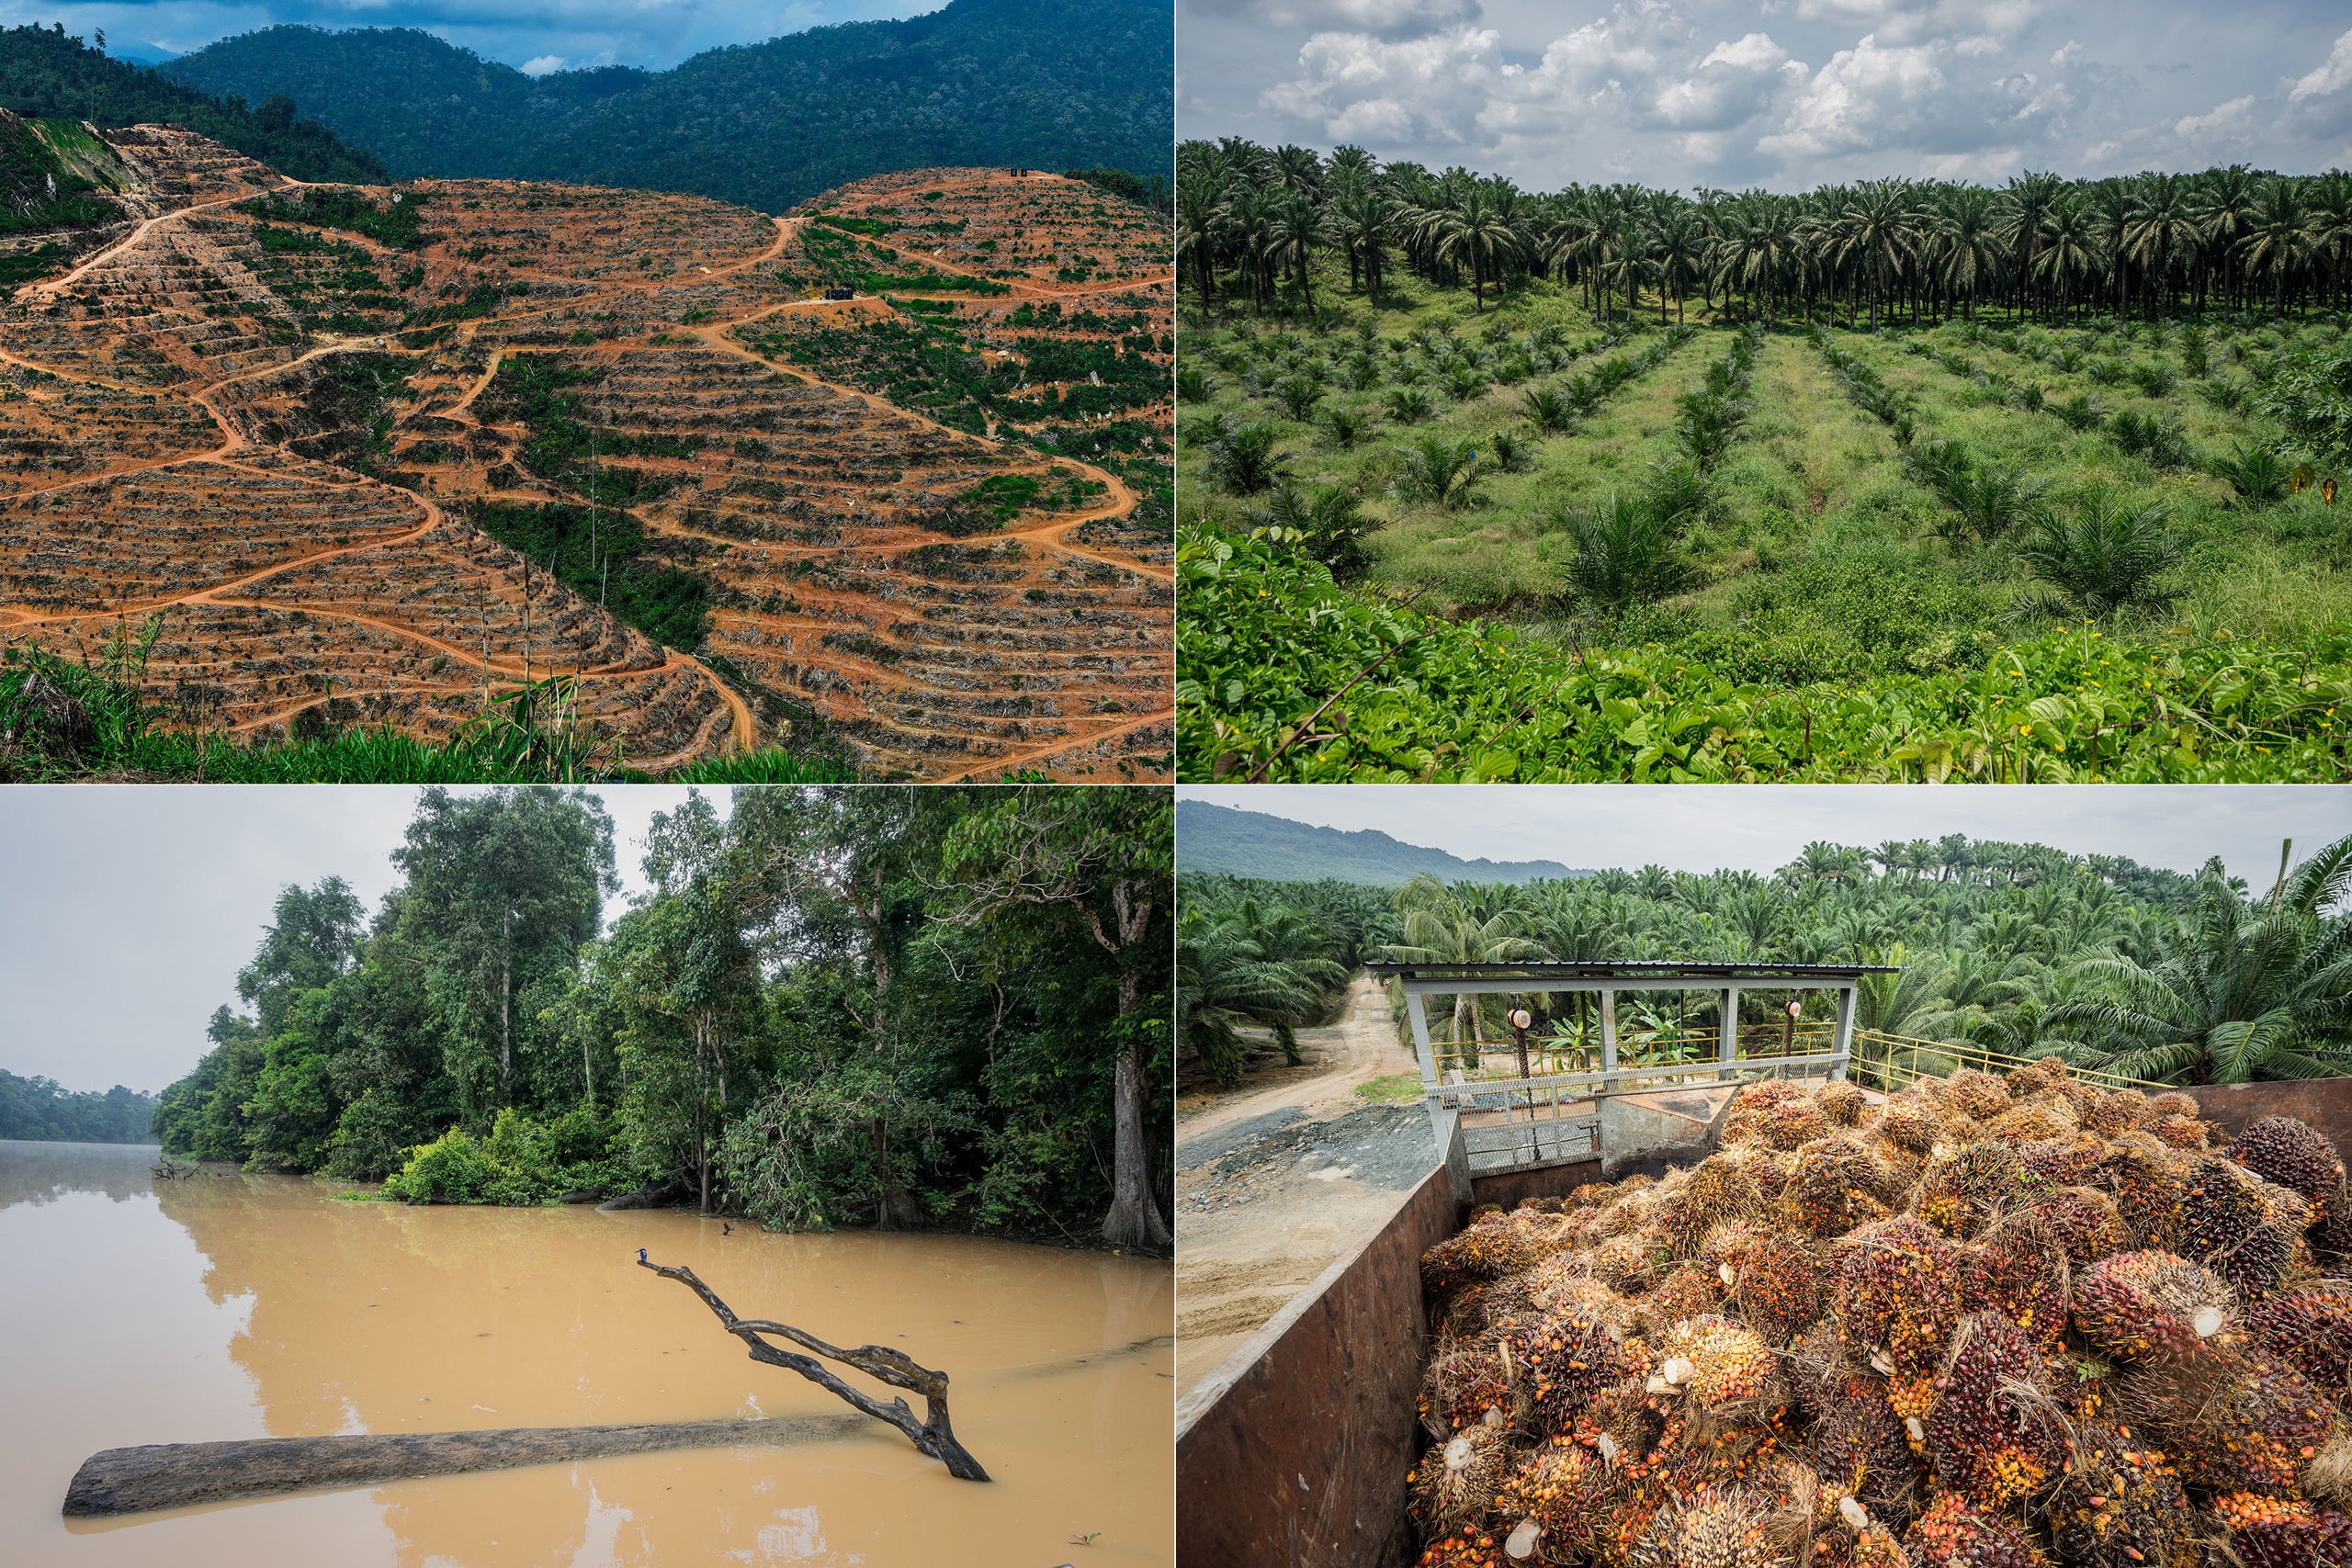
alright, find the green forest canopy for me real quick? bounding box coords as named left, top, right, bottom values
left=0, top=24, right=382, bottom=184
left=1178, top=829, right=2352, bottom=1091
left=159, top=0, right=1172, bottom=215
left=154, top=784, right=1173, bottom=1249
left=0, top=1068, right=158, bottom=1144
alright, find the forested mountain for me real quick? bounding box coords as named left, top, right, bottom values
left=0, top=1069, right=158, bottom=1144
left=1177, top=799, right=1582, bottom=885
left=153, top=785, right=1173, bottom=1248
left=161, top=0, right=1170, bottom=213
left=0, top=24, right=381, bottom=183
left=1179, top=830, right=2352, bottom=1089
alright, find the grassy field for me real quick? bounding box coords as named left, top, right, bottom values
left=1177, top=266, right=2352, bottom=781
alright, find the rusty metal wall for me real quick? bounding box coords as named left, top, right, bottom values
left=1174, top=1165, right=1458, bottom=1568
left=1469, top=1157, right=1604, bottom=1211
left=2187, top=1077, right=2352, bottom=1156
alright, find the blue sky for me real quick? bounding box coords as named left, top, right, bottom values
left=6, top=0, right=945, bottom=74
left=1179, top=0, right=2352, bottom=189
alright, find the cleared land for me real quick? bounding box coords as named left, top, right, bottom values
left=2, top=129, right=1171, bottom=778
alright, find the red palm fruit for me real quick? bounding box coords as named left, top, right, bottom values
left=2029, top=1186, right=2129, bottom=1269
left=1924, top=1311, right=2067, bottom=1506
left=1416, top=1529, right=1511, bottom=1568
left=1573, top=1375, right=1669, bottom=1471
left=2230, top=1116, right=2347, bottom=1207
left=2209, top=1491, right=2352, bottom=1568
left=1819, top=1081, right=1871, bottom=1128
left=1410, top=1422, right=1509, bottom=1539
left=1904, top=1494, right=2049, bottom=1568
left=2143, top=1090, right=2199, bottom=1122
left=2175, top=1155, right=2296, bottom=1299
left=1877, top=1097, right=1944, bottom=1156
left=1642, top=1264, right=1727, bottom=1337
left=1916, top=1140, right=2027, bottom=1240
left=1783, top=1135, right=1894, bottom=1239
left=2072, top=1249, right=2236, bottom=1360
left=2045, top=1423, right=2198, bottom=1568
left=1835, top=1215, right=1964, bottom=1380
left=1426, top=1214, right=1539, bottom=1301
left=1708, top=1224, right=1822, bottom=1346
left=2073, top=1086, right=2133, bottom=1140
left=1499, top=1306, right=1627, bottom=1437
left=2116, top=1345, right=2335, bottom=1491
left=1632, top=1484, right=1781, bottom=1568
left=1765, top=1099, right=1830, bottom=1152
left=1657, top=1314, right=1780, bottom=1421
left=1960, top=1212, right=2072, bottom=1349
left=2016, top=1134, right=2104, bottom=1186
left=2245, top=1280, right=2352, bottom=1401
left=1593, top=1232, right=1664, bottom=1295
left=2151, top=1114, right=2205, bottom=1149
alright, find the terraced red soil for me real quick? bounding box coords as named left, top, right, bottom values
left=0, top=135, right=1171, bottom=777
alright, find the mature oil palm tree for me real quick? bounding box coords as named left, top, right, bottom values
left=2125, top=172, right=2197, bottom=318
left=1177, top=902, right=1347, bottom=1089
left=2034, top=197, right=2098, bottom=324
left=1377, top=874, right=1545, bottom=1068
left=2051, top=836, right=2352, bottom=1083
left=1327, top=184, right=1393, bottom=296
left=1265, top=186, right=1327, bottom=312
left=1837, top=181, right=1917, bottom=330
left=1928, top=185, right=2001, bottom=320
left=1430, top=185, right=1524, bottom=312
left=1176, top=166, right=1224, bottom=310
left=2239, top=176, right=2312, bottom=321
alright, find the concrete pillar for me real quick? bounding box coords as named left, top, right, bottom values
left=1600, top=988, right=1618, bottom=1091
left=1718, top=987, right=1740, bottom=1077
left=1833, top=986, right=1856, bottom=1082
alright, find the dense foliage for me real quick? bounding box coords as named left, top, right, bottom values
left=1180, top=829, right=2352, bottom=1089
left=0, top=24, right=382, bottom=183
left=1181, top=524, right=2352, bottom=782
left=0, top=1067, right=158, bottom=1144
left=159, top=0, right=1170, bottom=214
left=153, top=786, right=1173, bottom=1247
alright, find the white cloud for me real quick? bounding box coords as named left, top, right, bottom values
left=2174, top=94, right=2255, bottom=144
left=2288, top=27, right=2352, bottom=103
left=1653, top=31, right=1800, bottom=130
left=2050, top=39, right=2083, bottom=68
left=1261, top=26, right=1508, bottom=145
left=519, top=53, right=567, bottom=76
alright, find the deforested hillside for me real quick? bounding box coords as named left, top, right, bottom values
left=0, top=132, right=1171, bottom=781
left=159, top=0, right=1171, bottom=213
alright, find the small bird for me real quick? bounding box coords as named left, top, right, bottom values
left=638, top=1247, right=649, bottom=1265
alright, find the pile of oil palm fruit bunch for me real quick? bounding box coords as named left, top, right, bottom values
left=1409, top=1063, right=2352, bottom=1568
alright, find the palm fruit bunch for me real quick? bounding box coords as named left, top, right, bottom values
left=1782, top=1136, right=1894, bottom=1239
left=2041, top=1422, right=2197, bottom=1568
left=1422, top=1337, right=1516, bottom=1435
left=2143, top=1092, right=2199, bottom=1122
left=1962, top=1213, right=2073, bottom=1348
left=1707, top=1224, right=1821, bottom=1345
left=1905, top=1494, right=2050, bottom=1568
left=2207, top=1491, right=2352, bottom=1568
left=2246, top=1280, right=2352, bottom=1399
left=1409, top=1081, right=2352, bottom=1568
left=2148, top=1115, right=2204, bottom=1150
left=2071, top=1249, right=2236, bottom=1359
left=2029, top=1187, right=2131, bottom=1269
left=1836, top=1214, right=1965, bottom=1386
left=1917, top=1140, right=2028, bottom=1240
left=1412, top=1425, right=1511, bottom=1536
left=1659, top=1155, right=1769, bottom=1258
left=1500, top=1307, right=1629, bottom=1436
left=2173, top=1155, right=2301, bottom=1298
left=1819, top=1081, right=1872, bottom=1128
left=1495, top=1443, right=1618, bottom=1564
left=1631, top=1484, right=1781, bottom=1568
left=2232, top=1116, right=2349, bottom=1208
left=2114, top=1344, right=2334, bottom=1491
left=1944, top=1069, right=2016, bottom=1122
left=1923, top=1312, right=2067, bottom=1505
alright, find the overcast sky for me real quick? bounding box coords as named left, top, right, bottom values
left=10, top=0, right=944, bottom=75
left=0, top=785, right=727, bottom=1095
left=1179, top=0, right=2352, bottom=190
left=1181, top=784, right=2352, bottom=887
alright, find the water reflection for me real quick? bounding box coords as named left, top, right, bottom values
left=0, top=1139, right=164, bottom=1208
left=1, top=1141, right=1173, bottom=1568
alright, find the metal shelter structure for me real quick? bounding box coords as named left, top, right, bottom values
left=1362, top=960, right=1900, bottom=1191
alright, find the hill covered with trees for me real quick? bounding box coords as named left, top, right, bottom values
left=0, top=1069, right=158, bottom=1144
left=153, top=785, right=1172, bottom=1248
left=0, top=23, right=381, bottom=183
left=160, top=0, right=1170, bottom=213
left=1177, top=799, right=1582, bottom=885
left=1178, top=829, right=2352, bottom=1090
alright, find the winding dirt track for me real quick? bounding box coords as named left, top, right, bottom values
left=3, top=164, right=1170, bottom=772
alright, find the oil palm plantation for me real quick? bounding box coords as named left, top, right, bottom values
left=1377, top=875, right=1544, bottom=1068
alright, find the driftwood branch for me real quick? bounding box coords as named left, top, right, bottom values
left=637, top=1256, right=989, bottom=1482
left=62, top=1414, right=868, bottom=1518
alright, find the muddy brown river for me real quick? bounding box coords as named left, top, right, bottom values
left=0, top=1141, right=1172, bottom=1568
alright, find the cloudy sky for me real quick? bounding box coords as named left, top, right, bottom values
left=10, top=0, right=943, bottom=74
left=1181, top=784, right=2352, bottom=888
left=1179, top=0, right=2352, bottom=190
left=0, top=785, right=729, bottom=1095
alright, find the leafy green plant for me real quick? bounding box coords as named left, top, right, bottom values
left=2014, top=491, right=2184, bottom=620
left=1523, top=385, right=1577, bottom=433
left=1269, top=373, right=1322, bottom=422
left=2208, top=441, right=2290, bottom=506
left=1385, top=386, right=1438, bottom=424
left=1390, top=434, right=1483, bottom=509
left=1206, top=421, right=1289, bottom=494
left=1318, top=403, right=1374, bottom=449
left=1564, top=491, right=1691, bottom=612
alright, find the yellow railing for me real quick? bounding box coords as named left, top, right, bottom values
left=1849, top=1031, right=2174, bottom=1095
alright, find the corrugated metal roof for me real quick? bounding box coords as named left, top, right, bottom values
left=1361, top=960, right=1899, bottom=980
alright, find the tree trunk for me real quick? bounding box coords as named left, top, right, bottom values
left=499, top=908, right=512, bottom=1103
left=1100, top=878, right=1170, bottom=1250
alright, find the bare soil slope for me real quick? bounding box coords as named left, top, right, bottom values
left=0, top=139, right=1170, bottom=778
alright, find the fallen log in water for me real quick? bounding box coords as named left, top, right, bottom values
left=63, top=1413, right=870, bottom=1518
